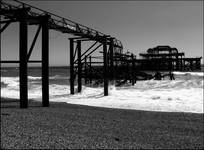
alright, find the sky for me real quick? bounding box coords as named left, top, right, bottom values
left=1, top=0, right=203, bottom=66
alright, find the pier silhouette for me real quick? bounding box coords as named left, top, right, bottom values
left=0, top=0, right=202, bottom=108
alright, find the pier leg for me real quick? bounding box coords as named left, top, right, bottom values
left=0, top=10, right=1, bottom=83
left=19, top=12, right=28, bottom=108
left=176, top=56, right=179, bottom=70
left=103, top=37, right=108, bottom=96
left=181, top=56, right=183, bottom=71
left=70, top=39, right=74, bottom=94
left=131, top=54, right=135, bottom=85
left=89, top=56, right=92, bottom=84
left=196, top=59, right=201, bottom=70
left=109, top=38, right=114, bottom=81
left=84, top=55, right=87, bottom=84
left=190, top=60, right=193, bottom=71
left=77, top=40, right=82, bottom=92
left=42, top=16, right=49, bottom=107
left=168, top=57, right=172, bottom=71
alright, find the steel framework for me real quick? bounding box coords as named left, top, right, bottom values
left=1, top=0, right=198, bottom=109
left=0, top=0, right=123, bottom=108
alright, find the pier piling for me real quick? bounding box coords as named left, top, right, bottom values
left=42, top=16, right=49, bottom=107
left=103, top=37, right=108, bottom=96
left=19, top=10, right=28, bottom=108
left=70, top=39, right=75, bottom=94
left=77, top=40, right=82, bottom=92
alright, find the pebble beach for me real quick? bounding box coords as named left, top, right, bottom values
left=1, top=98, right=203, bottom=149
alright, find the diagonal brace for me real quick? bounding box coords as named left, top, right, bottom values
left=73, top=42, right=78, bottom=61
left=81, top=43, right=103, bottom=62
left=74, top=41, right=98, bottom=64
left=0, top=21, right=11, bottom=33
left=27, top=24, right=42, bottom=60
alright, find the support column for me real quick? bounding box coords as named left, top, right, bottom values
left=190, top=60, right=193, bottom=70
left=109, top=38, right=114, bottom=81
left=168, top=56, right=172, bottom=71
left=70, top=39, right=75, bottom=94
left=19, top=10, right=28, bottom=108
left=89, top=56, right=92, bottom=83
left=42, top=16, right=49, bottom=107
left=77, top=40, right=82, bottom=92
left=131, top=54, right=135, bottom=85
left=84, top=55, right=88, bottom=84
left=0, top=5, right=1, bottom=83
left=103, top=37, right=108, bottom=96
left=176, top=56, right=179, bottom=70
left=196, top=59, right=201, bottom=69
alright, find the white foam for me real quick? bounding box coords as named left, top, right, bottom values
left=173, top=71, right=204, bottom=76
left=51, top=86, right=203, bottom=113
left=1, top=77, right=19, bottom=87
left=49, top=75, right=69, bottom=80
left=28, top=76, right=42, bottom=80
left=1, top=77, right=203, bottom=113
left=28, top=75, right=68, bottom=80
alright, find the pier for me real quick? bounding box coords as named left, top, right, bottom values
left=0, top=0, right=202, bottom=108
left=0, top=0, right=123, bottom=108
left=138, top=46, right=202, bottom=71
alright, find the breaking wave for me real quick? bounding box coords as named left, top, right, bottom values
left=1, top=71, right=203, bottom=113
left=173, top=71, right=204, bottom=77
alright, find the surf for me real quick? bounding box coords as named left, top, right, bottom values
left=1, top=71, right=203, bottom=113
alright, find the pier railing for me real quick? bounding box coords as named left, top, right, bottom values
left=0, top=0, right=123, bottom=49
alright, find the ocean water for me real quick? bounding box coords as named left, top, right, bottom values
left=1, top=67, right=203, bottom=113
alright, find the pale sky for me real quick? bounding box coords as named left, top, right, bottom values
left=1, top=0, right=203, bottom=66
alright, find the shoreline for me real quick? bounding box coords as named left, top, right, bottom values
left=1, top=97, right=203, bottom=114
left=1, top=98, right=203, bottom=149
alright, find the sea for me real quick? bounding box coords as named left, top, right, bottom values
left=1, top=66, right=203, bottom=113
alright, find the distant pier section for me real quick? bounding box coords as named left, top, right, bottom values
left=137, top=46, right=202, bottom=71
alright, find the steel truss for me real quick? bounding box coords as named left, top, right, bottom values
left=0, top=0, right=124, bottom=108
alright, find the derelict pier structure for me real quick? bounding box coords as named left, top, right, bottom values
left=0, top=0, right=202, bottom=108
left=138, top=46, right=202, bottom=71
left=0, top=0, right=124, bottom=108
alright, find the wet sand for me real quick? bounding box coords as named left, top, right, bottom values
left=1, top=98, right=203, bottom=149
